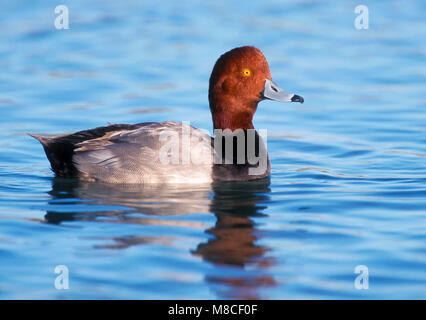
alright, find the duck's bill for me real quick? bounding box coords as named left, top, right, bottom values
left=262, top=79, right=304, bottom=103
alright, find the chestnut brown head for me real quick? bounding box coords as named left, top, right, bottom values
left=208, top=46, right=303, bottom=130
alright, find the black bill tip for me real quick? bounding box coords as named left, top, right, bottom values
left=291, top=94, right=304, bottom=104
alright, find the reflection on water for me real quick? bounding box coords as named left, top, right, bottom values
left=45, top=177, right=275, bottom=299
left=47, top=178, right=212, bottom=218
left=195, top=179, right=276, bottom=299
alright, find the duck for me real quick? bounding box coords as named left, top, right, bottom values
left=30, top=46, right=304, bottom=184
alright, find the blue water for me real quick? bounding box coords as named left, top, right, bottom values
left=1, top=0, right=425, bottom=299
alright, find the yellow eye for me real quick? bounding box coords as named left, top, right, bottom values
left=243, top=68, right=251, bottom=76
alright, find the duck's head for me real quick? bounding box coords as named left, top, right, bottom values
left=209, top=46, right=303, bottom=130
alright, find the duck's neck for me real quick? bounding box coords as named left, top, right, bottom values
left=210, top=99, right=258, bottom=131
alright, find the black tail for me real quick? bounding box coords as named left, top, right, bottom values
left=29, top=133, right=78, bottom=177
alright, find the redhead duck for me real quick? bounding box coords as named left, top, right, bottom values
left=30, top=46, right=303, bottom=183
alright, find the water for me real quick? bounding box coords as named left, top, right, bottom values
left=0, top=0, right=425, bottom=299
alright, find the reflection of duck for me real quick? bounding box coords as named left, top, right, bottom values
left=45, top=178, right=211, bottom=224
left=45, top=178, right=212, bottom=249
left=194, top=178, right=270, bottom=266
left=30, top=46, right=303, bottom=183
left=193, top=178, right=276, bottom=299
left=45, top=177, right=275, bottom=299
